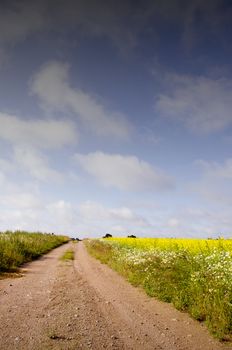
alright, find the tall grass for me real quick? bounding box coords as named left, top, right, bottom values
left=0, top=231, right=69, bottom=272
left=86, top=237, right=232, bottom=340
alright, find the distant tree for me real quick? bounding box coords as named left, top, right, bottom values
left=127, top=234, right=136, bottom=238
left=103, top=233, right=112, bottom=238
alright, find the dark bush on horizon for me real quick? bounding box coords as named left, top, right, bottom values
left=103, top=233, right=112, bottom=238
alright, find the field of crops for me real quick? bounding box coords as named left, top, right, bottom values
left=86, top=237, right=232, bottom=340
left=0, top=231, right=69, bottom=273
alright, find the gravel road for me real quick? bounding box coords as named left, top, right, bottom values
left=0, top=241, right=231, bottom=350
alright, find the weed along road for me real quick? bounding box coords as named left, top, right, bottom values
left=0, top=242, right=231, bottom=350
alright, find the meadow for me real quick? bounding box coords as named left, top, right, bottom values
left=0, top=231, right=69, bottom=273
left=86, top=237, right=232, bottom=340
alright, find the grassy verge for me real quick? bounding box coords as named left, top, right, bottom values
left=0, top=231, right=69, bottom=272
left=60, top=249, right=75, bottom=261
left=85, top=238, right=232, bottom=341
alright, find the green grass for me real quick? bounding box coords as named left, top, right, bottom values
left=60, top=249, right=75, bottom=261
left=85, top=238, right=232, bottom=341
left=0, top=231, right=69, bottom=272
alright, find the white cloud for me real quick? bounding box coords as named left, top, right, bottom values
left=74, top=151, right=174, bottom=191
left=110, top=225, right=127, bottom=234
left=47, top=200, right=75, bottom=223
left=0, top=209, right=38, bottom=232
left=158, top=207, right=232, bottom=238
left=155, top=73, right=232, bottom=133
left=0, top=171, right=6, bottom=186
left=0, top=113, right=77, bottom=149
left=79, top=200, right=147, bottom=226
left=0, top=157, right=15, bottom=173
left=31, top=61, right=131, bottom=138
left=0, top=179, right=45, bottom=232
left=189, top=158, right=232, bottom=205
left=196, top=158, right=232, bottom=179
left=14, top=147, right=62, bottom=182
left=0, top=192, right=41, bottom=210
left=180, top=207, right=232, bottom=237
left=167, top=218, right=180, bottom=228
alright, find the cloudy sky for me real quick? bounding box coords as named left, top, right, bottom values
left=0, top=0, right=232, bottom=238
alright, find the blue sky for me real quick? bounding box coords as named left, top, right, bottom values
left=0, top=0, right=232, bottom=238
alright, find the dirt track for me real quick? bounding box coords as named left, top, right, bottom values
left=0, top=242, right=231, bottom=350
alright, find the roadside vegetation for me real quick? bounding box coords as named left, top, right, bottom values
left=0, top=231, right=69, bottom=273
left=60, top=249, right=75, bottom=261
left=85, top=237, right=232, bottom=340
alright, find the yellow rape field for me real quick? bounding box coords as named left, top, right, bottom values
left=106, top=237, right=232, bottom=254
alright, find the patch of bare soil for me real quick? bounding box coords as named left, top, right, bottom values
left=0, top=241, right=231, bottom=350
